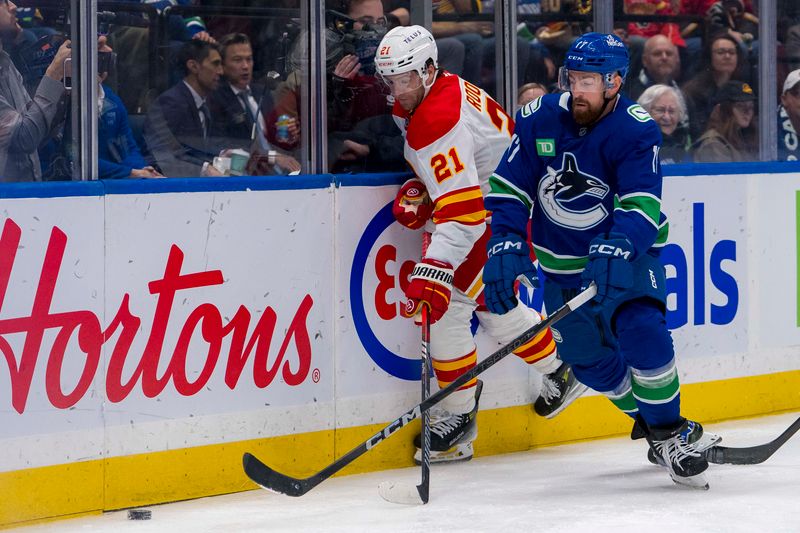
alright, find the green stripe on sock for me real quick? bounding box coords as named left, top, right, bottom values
left=607, top=390, right=637, bottom=413
left=632, top=373, right=680, bottom=404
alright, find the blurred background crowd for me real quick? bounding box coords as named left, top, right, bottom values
left=1, top=0, right=798, bottom=182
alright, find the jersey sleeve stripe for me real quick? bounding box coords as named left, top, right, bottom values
left=652, top=219, right=670, bottom=247
left=433, top=186, right=483, bottom=207
left=433, top=187, right=486, bottom=226
left=614, top=193, right=661, bottom=227
left=488, top=174, right=534, bottom=210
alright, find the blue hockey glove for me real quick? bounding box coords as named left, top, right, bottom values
left=580, top=232, right=635, bottom=306
left=484, top=233, right=538, bottom=315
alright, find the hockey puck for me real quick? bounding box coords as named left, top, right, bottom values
left=127, top=509, right=152, bottom=520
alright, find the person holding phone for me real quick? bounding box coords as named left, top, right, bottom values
left=0, top=0, right=71, bottom=182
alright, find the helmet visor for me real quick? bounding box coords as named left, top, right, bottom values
left=558, top=67, right=610, bottom=93
left=379, top=70, right=423, bottom=97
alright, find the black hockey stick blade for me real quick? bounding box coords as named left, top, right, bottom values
left=243, top=452, right=313, bottom=497
left=705, top=415, right=800, bottom=465
left=243, top=284, right=597, bottom=497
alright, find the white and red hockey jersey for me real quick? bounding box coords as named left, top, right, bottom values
left=392, top=71, right=514, bottom=297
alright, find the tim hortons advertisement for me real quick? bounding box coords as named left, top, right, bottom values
left=1, top=190, right=334, bottom=471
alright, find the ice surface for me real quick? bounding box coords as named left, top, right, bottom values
left=22, top=412, right=800, bottom=532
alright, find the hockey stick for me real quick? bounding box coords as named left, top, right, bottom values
left=377, top=306, right=432, bottom=505
left=242, top=283, right=597, bottom=497
left=705, top=415, right=800, bottom=465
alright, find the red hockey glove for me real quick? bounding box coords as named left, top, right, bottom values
left=402, top=258, right=453, bottom=325
left=393, top=178, right=433, bottom=230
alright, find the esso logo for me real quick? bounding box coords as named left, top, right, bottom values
left=350, top=202, right=422, bottom=380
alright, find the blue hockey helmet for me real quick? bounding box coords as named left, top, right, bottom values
left=560, top=32, right=629, bottom=91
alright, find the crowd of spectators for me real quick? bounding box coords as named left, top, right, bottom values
left=5, top=0, right=800, bottom=182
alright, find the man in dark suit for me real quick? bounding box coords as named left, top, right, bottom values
left=143, top=39, right=225, bottom=177
left=208, top=33, right=299, bottom=173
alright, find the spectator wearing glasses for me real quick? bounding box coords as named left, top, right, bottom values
left=681, top=32, right=750, bottom=139
left=778, top=69, right=800, bottom=161
left=692, top=80, right=757, bottom=163
left=0, top=0, right=70, bottom=182
left=638, top=84, right=692, bottom=164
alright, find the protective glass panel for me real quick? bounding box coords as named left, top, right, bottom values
left=103, top=1, right=304, bottom=178
left=320, top=0, right=401, bottom=174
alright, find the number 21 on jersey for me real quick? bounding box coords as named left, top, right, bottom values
left=430, top=147, right=465, bottom=183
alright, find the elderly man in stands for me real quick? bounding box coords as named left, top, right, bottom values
left=626, top=34, right=682, bottom=101
left=143, top=40, right=225, bottom=177
left=0, top=0, right=70, bottom=182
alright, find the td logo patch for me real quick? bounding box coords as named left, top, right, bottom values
left=536, top=138, right=556, bottom=156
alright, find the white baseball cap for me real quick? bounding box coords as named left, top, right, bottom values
left=783, top=69, right=800, bottom=94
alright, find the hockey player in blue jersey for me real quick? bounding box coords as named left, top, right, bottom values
left=483, top=32, right=721, bottom=490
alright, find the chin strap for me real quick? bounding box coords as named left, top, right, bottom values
left=422, top=69, right=439, bottom=99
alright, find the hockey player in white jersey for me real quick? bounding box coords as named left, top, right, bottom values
left=375, top=25, right=587, bottom=464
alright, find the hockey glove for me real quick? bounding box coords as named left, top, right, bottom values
left=580, top=232, right=635, bottom=306
left=393, top=178, right=433, bottom=230
left=484, top=233, right=538, bottom=315
left=402, top=258, right=453, bottom=325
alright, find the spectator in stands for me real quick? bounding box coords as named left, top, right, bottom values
left=681, top=32, right=749, bottom=139
left=778, top=69, right=800, bottom=161
left=0, top=0, right=70, bottom=182
left=95, top=36, right=163, bottom=179
left=638, top=84, right=692, bottom=164
left=143, top=40, right=225, bottom=177
left=271, top=0, right=404, bottom=172
left=208, top=33, right=299, bottom=174
left=692, top=80, right=757, bottom=162
left=626, top=34, right=682, bottom=101
left=517, top=82, right=547, bottom=108
left=623, top=0, right=685, bottom=80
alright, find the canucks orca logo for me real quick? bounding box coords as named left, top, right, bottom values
left=538, top=152, right=610, bottom=230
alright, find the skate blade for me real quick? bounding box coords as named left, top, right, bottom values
left=414, top=442, right=474, bottom=465
left=669, top=471, right=710, bottom=490
left=538, top=382, right=589, bottom=419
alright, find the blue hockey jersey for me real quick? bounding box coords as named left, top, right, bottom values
left=486, top=92, right=669, bottom=285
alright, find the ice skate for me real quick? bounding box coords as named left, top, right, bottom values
left=414, top=381, right=482, bottom=464
left=533, top=362, right=587, bottom=418
left=648, top=418, right=714, bottom=490
left=646, top=419, right=721, bottom=467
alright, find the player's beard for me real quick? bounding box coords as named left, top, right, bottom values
left=571, top=95, right=605, bottom=126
